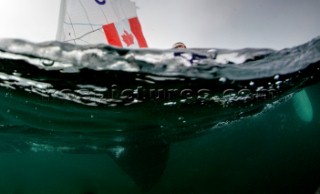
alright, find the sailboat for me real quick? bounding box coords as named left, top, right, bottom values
left=56, top=0, right=165, bottom=191
left=56, top=0, right=148, bottom=48
left=54, top=1, right=315, bottom=191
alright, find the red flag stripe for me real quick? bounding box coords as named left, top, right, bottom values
left=129, top=17, right=148, bottom=48
left=103, top=23, right=123, bottom=47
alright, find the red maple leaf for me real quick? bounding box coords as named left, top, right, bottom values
left=121, top=30, right=134, bottom=47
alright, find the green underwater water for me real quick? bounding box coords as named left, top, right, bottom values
left=0, top=84, right=319, bottom=194
left=0, top=37, right=320, bottom=194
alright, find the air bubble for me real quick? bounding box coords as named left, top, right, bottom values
left=256, top=86, right=264, bottom=91
left=41, top=59, right=55, bottom=67
left=219, top=77, right=227, bottom=82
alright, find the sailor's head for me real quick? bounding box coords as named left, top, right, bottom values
left=172, top=42, right=187, bottom=49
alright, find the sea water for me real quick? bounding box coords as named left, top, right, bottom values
left=0, top=37, right=319, bottom=193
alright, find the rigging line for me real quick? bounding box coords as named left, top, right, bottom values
left=64, top=38, right=89, bottom=44
left=64, top=39, right=77, bottom=43
left=117, top=0, right=125, bottom=19
left=67, top=13, right=77, bottom=45
left=97, top=28, right=106, bottom=36
left=66, top=27, right=104, bottom=43
left=118, top=0, right=129, bottom=20
left=111, top=0, right=122, bottom=22
left=79, top=0, right=95, bottom=32
left=111, top=0, right=126, bottom=37
left=63, top=22, right=105, bottom=27
left=77, top=38, right=90, bottom=44
left=96, top=2, right=109, bottom=24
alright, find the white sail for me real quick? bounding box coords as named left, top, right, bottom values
left=56, top=0, right=148, bottom=48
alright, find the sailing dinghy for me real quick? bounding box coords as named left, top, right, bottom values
left=56, top=0, right=148, bottom=48
left=56, top=0, right=166, bottom=191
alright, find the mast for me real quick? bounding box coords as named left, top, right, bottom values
left=56, top=0, right=67, bottom=41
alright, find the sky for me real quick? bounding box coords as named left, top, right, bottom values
left=0, top=0, right=319, bottom=50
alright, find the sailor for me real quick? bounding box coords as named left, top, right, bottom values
left=172, top=42, right=208, bottom=64
left=172, top=42, right=187, bottom=49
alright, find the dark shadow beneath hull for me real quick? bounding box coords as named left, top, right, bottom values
left=107, top=141, right=170, bottom=191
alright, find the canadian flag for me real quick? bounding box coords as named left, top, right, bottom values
left=103, top=17, right=148, bottom=48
